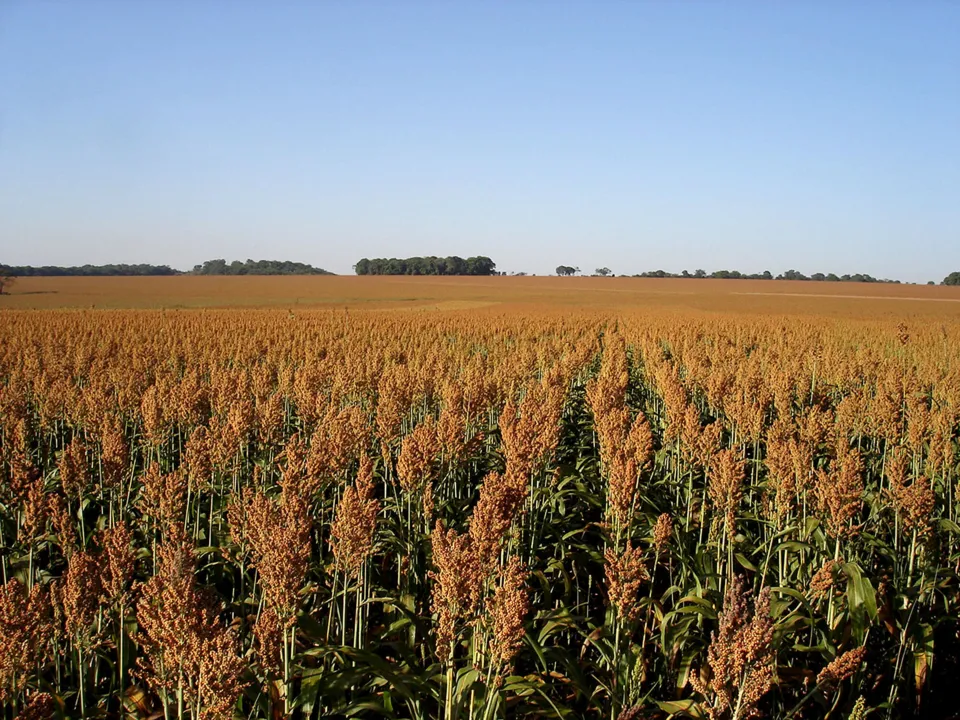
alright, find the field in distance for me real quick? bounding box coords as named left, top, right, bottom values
left=4, top=274, right=960, bottom=317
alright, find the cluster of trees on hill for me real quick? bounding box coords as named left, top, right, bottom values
left=630, top=268, right=902, bottom=283
left=190, top=259, right=332, bottom=275
left=553, top=266, right=960, bottom=284
left=0, top=259, right=333, bottom=279
left=354, top=256, right=496, bottom=276
left=0, top=263, right=178, bottom=277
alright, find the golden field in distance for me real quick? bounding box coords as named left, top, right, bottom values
left=3, top=274, right=960, bottom=317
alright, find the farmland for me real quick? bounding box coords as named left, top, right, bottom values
left=2, top=277, right=960, bottom=718
left=6, top=275, right=960, bottom=315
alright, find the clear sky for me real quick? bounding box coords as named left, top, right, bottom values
left=1, top=2, right=957, bottom=281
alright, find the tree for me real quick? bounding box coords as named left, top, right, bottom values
left=778, top=269, right=809, bottom=281
left=465, top=256, right=496, bottom=276
left=352, top=256, right=494, bottom=276
left=595, top=267, right=611, bottom=277
left=0, top=272, right=15, bottom=295
left=555, top=265, right=577, bottom=277
left=446, top=256, right=468, bottom=275
left=354, top=259, right=371, bottom=275
left=943, top=272, right=960, bottom=286
left=199, top=259, right=229, bottom=275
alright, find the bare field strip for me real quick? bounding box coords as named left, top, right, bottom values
left=736, top=291, right=960, bottom=302
left=4, top=275, right=960, bottom=318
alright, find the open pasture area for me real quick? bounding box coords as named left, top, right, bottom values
left=4, top=274, right=960, bottom=318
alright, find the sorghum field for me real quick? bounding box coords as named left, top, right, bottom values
left=3, top=278, right=960, bottom=719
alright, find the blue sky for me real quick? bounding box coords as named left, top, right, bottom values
left=1, top=2, right=957, bottom=281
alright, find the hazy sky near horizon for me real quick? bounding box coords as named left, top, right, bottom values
left=1, top=3, right=958, bottom=281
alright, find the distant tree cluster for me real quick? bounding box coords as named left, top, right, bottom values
left=555, top=265, right=579, bottom=276
left=0, top=259, right=333, bottom=278
left=0, top=263, right=178, bottom=277
left=630, top=268, right=901, bottom=283
left=777, top=269, right=900, bottom=283
left=943, top=272, right=960, bottom=286
left=354, top=256, right=496, bottom=276
left=190, top=259, right=332, bottom=275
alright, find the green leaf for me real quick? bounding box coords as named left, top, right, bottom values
left=454, top=667, right=481, bottom=702
left=675, top=649, right=698, bottom=694
left=937, top=517, right=960, bottom=536
left=913, top=622, right=934, bottom=694
left=771, top=540, right=814, bottom=555
left=345, top=701, right=392, bottom=717
left=843, top=562, right=878, bottom=642
left=657, top=698, right=707, bottom=718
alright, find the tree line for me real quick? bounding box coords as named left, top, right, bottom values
left=354, top=256, right=497, bottom=275
left=0, top=263, right=179, bottom=277
left=0, top=259, right=332, bottom=279
left=631, top=269, right=903, bottom=283
left=3, top=260, right=959, bottom=287
left=556, top=267, right=960, bottom=285
left=190, top=259, right=332, bottom=275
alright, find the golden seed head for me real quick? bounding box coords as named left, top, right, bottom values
left=817, top=647, right=867, bottom=689
left=604, top=542, right=649, bottom=623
